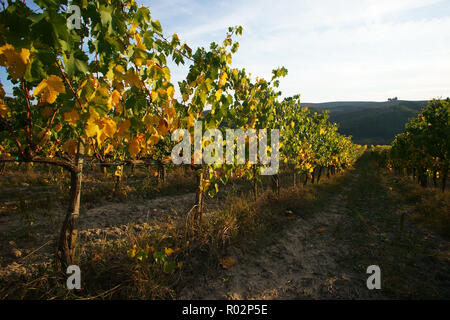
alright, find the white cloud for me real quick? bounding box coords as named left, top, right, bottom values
left=145, top=0, right=449, bottom=102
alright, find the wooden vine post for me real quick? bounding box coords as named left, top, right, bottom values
left=194, top=166, right=204, bottom=221
left=293, top=170, right=296, bottom=187
left=157, top=161, right=166, bottom=185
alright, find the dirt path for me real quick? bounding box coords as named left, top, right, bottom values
left=179, top=174, right=373, bottom=299
left=178, top=157, right=450, bottom=299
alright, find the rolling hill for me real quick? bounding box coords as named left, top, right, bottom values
left=303, top=100, right=429, bottom=145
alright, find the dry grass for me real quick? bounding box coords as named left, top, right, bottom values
left=367, top=148, right=450, bottom=238
left=389, top=174, right=450, bottom=238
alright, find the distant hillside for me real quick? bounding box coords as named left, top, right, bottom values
left=303, top=100, right=428, bottom=145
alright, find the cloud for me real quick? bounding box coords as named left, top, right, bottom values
left=143, top=0, right=450, bottom=102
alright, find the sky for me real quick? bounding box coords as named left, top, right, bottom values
left=142, top=0, right=450, bottom=102
left=1, top=0, right=449, bottom=102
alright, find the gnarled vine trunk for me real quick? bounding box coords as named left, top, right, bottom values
left=317, top=166, right=323, bottom=183
left=271, top=174, right=280, bottom=197
left=57, top=139, right=84, bottom=269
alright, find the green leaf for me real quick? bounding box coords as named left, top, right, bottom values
left=151, top=20, right=162, bottom=33
left=64, top=52, right=89, bottom=78
left=163, top=261, right=176, bottom=274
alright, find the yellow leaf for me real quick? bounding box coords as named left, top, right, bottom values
left=157, top=88, right=167, bottom=100
left=144, top=113, right=159, bottom=125
left=129, top=23, right=137, bottom=35
left=86, top=121, right=100, bottom=138
left=157, top=118, right=169, bottom=135
left=104, top=143, right=114, bottom=154
left=62, top=139, right=78, bottom=156
left=165, top=248, right=174, bottom=256
left=220, top=256, right=235, bottom=269
left=33, top=75, right=66, bottom=105
left=226, top=54, right=232, bottom=65
left=218, top=72, right=228, bottom=87
left=167, top=86, right=175, bottom=99
left=0, top=44, right=13, bottom=65
left=108, top=89, right=121, bottom=109
left=164, top=104, right=177, bottom=121
left=149, top=133, right=161, bottom=145
left=124, top=69, right=141, bottom=88
left=87, top=107, right=100, bottom=122
left=0, top=104, right=10, bottom=118
left=64, top=109, right=80, bottom=125
left=127, top=244, right=137, bottom=258
left=202, top=178, right=211, bottom=190
left=117, top=120, right=130, bottom=138
left=92, top=77, right=99, bottom=88
left=128, top=134, right=145, bottom=158
left=115, top=65, right=125, bottom=74
left=215, top=89, right=222, bottom=102
left=115, top=102, right=124, bottom=115
left=102, top=118, right=117, bottom=138
left=0, top=44, right=30, bottom=79
left=128, top=138, right=140, bottom=158
left=187, top=114, right=195, bottom=129
left=86, top=116, right=116, bottom=147
left=163, top=67, right=171, bottom=81
left=134, top=33, right=142, bottom=44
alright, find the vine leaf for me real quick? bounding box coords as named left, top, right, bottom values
left=0, top=44, right=30, bottom=79
left=33, top=75, right=66, bottom=105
